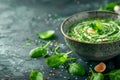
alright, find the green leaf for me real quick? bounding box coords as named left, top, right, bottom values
left=95, top=23, right=102, bottom=30
left=89, top=68, right=104, bottom=80
left=38, top=30, right=55, bottom=39
left=96, top=23, right=103, bottom=35
left=46, top=54, right=64, bottom=67
left=99, top=2, right=120, bottom=11
left=29, top=41, right=50, bottom=58
left=90, top=22, right=103, bottom=35
left=69, top=63, right=85, bottom=76
left=108, top=69, right=120, bottom=80
left=30, top=70, right=43, bottom=80
left=46, top=49, right=73, bottom=67
left=90, top=23, right=96, bottom=30
left=29, top=47, right=47, bottom=58
left=90, top=23, right=102, bottom=30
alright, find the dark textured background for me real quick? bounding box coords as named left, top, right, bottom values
left=0, top=0, right=120, bottom=80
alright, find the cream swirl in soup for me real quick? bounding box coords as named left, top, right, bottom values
left=67, top=18, right=120, bottom=43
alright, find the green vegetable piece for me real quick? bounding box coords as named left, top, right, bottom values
left=30, top=70, right=43, bottom=80
left=46, top=54, right=64, bottom=67
left=69, top=63, right=85, bottom=76
left=46, top=47, right=75, bottom=67
left=29, top=41, right=50, bottom=58
left=89, top=68, right=104, bottom=80
left=90, top=22, right=103, bottom=35
left=99, top=2, right=120, bottom=11
left=90, top=23, right=102, bottom=30
left=95, top=23, right=102, bottom=31
left=108, top=69, right=120, bottom=80
left=96, top=23, right=103, bottom=35
left=38, top=30, right=55, bottom=39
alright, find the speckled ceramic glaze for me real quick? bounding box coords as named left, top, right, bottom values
left=61, top=11, right=120, bottom=60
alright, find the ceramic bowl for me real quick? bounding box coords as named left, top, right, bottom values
left=61, top=11, right=120, bottom=60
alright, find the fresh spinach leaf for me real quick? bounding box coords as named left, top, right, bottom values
left=69, top=63, right=85, bottom=76
left=89, top=68, right=104, bottom=80
left=46, top=46, right=75, bottom=67
left=108, top=69, right=120, bottom=80
left=46, top=51, right=75, bottom=67
left=30, top=70, right=43, bottom=80
left=29, top=41, right=50, bottom=58
left=99, top=2, right=120, bottom=11
left=36, top=30, right=55, bottom=39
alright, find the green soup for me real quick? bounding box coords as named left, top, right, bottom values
left=67, top=18, right=120, bottom=43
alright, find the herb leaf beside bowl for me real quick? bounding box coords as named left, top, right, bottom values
left=36, top=30, right=55, bottom=39
left=69, top=63, right=85, bottom=76
left=108, top=69, right=120, bottom=80
left=30, top=70, right=43, bottom=80
left=99, top=2, right=120, bottom=11
left=29, top=41, right=51, bottom=58
left=89, top=68, right=104, bottom=80
left=46, top=51, right=74, bottom=67
left=46, top=46, right=75, bottom=67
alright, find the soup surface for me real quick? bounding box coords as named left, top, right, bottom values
left=67, top=18, right=120, bottom=43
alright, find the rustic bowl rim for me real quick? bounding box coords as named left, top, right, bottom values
left=61, top=10, right=120, bottom=45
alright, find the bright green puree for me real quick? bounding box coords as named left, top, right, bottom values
left=67, top=18, right=120, bottom=43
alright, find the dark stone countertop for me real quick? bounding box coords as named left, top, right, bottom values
left=0, top=0, right=120, bottom=80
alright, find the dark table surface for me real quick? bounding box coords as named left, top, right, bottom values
left=0, top=0, right=120, bottom=80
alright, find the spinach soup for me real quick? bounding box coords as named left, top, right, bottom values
left=67, top=18, right=120, bottom=43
